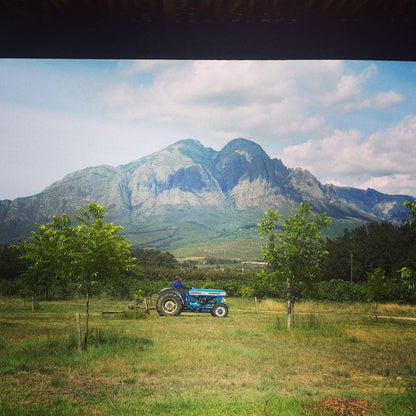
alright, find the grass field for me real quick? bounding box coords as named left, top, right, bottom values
left=1, top=297, right=416, bottom=415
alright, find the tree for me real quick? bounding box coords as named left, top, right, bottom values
left=398, top=267, right=416, bottom=302
left=257, top=203, right=331, bottom=329
left=404, top=200, right=416, bottom=227
left=70, top=204, right=134, bottom=347
left=321, top=221, right=416, bottom=283
left=17, top=214, right=73, bottom=300
left=130, top=248, right=178, bottom=268
left=17, top=203, right=134, bottom=349
left=401, top=201, right=416, bottom=301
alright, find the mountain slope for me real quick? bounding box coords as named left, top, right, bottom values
left=0, top=138, right=412, bottom=253
left=334, top=186, right=413, bottom=225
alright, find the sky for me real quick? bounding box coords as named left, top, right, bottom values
left=0, top=59, right=415, bottom=200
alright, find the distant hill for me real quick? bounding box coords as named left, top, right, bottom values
left=334, top=186, right=412, bottom=224
left=0, top=138, right=413, bottom=258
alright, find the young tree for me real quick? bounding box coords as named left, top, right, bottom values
left=257, top=203, right=331, bottom=329
left=70, top=203, right=134, bottom=347
left=17, top=203, right=134, bottom=349
left=365, top=268, right=391, bottom=317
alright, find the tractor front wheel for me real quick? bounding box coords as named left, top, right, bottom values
left=211, top=303, right=228, bottom=318
left=157, top=292, right=183, bottom=316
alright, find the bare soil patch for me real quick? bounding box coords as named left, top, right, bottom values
left=304, top=397, right=379, bottom=416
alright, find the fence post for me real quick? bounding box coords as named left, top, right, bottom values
left=76, top=313, right=82, bottom=351
left=255, top=296, right=259, bottom=314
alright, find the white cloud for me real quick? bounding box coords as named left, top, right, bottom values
left=321, top=64, right=376, bottom=106
left=118, top=59, right=176, bottom=75
left=281, top=128, right=364, bottom=174
left=281, top=115, right=416, bottom=196
left=100, top=60, right=364, bottom=145
left=344, top=90, right=404, bottom=112
left=359, top=174, right=415, bottom=196
left=318, top=64, right=406, bottom=113
left=374, top=90, right=405, bottom=108
left=99, top=60, right=407, bottom=151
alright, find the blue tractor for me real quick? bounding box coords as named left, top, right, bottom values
left=156, top=287, right=229, bottom=317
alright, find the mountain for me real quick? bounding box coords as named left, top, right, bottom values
left=0, top=138, right=413, bottom=257
left=334, top=187, right=413, bottom=225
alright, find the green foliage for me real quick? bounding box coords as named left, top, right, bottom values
left=201, top=277, right=215, bottom=288
left=399, top=267, right=416, bottom=301
left=404, top=200, right=416, bottom=227
left=133, top=289, right=144, bottom=302
left=131, top=248, right=178, bottom=268
left=15, top=214, right=74, bottom=300
left=257, top=203, right=331, bottom=304
left=258, top=203, right=331, bottom=328
left=365, top=268, right=391, bottom=305
left=69, top=204, right=134, bottom=297
left=16, top=203, right=134, bottom=300
left=321, top=221, right=416, bottom=283
left=304, top=279, right=365, bottom=303
left=240, top=285, right=255, bottom=298
left=251, top=268, right=285, bottom=298
left=0, top=245, right=25, bottom=296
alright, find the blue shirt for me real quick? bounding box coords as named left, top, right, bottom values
left=172, top=280, right=187, bottom=290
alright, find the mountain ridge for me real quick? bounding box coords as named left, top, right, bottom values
left=0, top=138, right=413, bottom=252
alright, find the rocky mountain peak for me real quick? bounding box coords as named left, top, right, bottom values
left=169, top=139, right=217, bottom=166
left=213, top=138, right=273, bottom=192
left=0, top=137, right=412, bottom=247
left=218, top=138, right=268, bottom=161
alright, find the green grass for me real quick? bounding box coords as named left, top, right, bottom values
left=1, top=297, right=416, bottom=415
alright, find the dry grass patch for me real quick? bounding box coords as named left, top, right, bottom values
left=258, top=298, right=286, bottom=312
left=253, top=299, right=416, bottom=318
left=304, top=397, right=379, bottom=416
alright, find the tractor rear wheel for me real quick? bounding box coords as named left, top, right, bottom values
left=157, top=292, right=183, bottom=316
left=211, top=303, right=228, bottom=318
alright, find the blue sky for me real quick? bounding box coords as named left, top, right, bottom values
left=0, top=59, right=415, bottom=200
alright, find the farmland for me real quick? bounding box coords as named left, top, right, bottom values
left=1, top=297, right=416, bottom=415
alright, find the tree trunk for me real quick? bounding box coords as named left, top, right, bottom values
left=286, top=277, right=294, bottom=330
left=84, top=292, right=90, bottom=350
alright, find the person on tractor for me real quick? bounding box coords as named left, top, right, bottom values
left=172, top=276, right=189, bottom=304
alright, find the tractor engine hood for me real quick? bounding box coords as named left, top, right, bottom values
left=188, top=288, right=226, bottom=297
